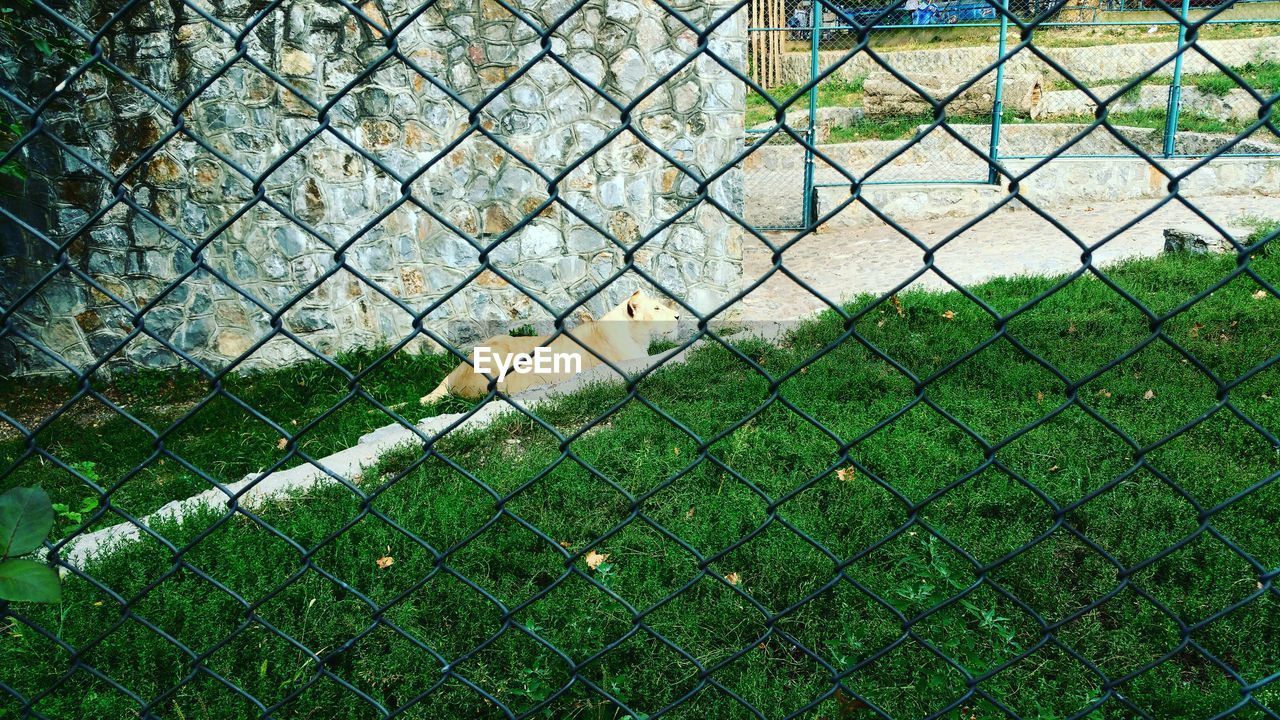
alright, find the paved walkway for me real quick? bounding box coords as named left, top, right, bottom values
left=737, top=193, right=1280, bottom=320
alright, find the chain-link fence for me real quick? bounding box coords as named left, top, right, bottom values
left=3, top=0, right=1280, bottom=717
left=741, top=0, right=1280, bottom=227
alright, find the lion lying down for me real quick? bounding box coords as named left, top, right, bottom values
left=420, top=290, right=680, bottom=403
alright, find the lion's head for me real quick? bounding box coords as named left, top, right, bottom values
left=624, top=290, right=680, bottom=338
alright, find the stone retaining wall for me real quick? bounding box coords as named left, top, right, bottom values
left=744, top=123, right=1280, bottom=227
left=1033, top=84, right=1260, bottom=123
left=811, top=154, right=1280, bottom=229
left=781, top=36, right=1280, bottom=86
left=0, top=0, right=746, bottom=376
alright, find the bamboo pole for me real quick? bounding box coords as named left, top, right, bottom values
left=767, top=0, right=777, bottom=87
left=751, top=0, right=761, bottom=86
left=773, top=0, right=783, bottom=86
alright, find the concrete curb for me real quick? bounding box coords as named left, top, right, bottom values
left=55, top=346, right=698, bottom=570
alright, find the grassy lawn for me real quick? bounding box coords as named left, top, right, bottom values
left=1191, top=60, right=1280, bottom=97
left=749, top=61, right=1280, bottom=146
left=4, top=246, right=1280, bottom=718
left=1047, top=61, right=1280, bottom=95
left=0, top=347, right=466, bottom=525
left=1042, top=106, right=1280, bottom=146
left=746, top=77, right=866, bottom=128
left=826, top=111, right=1003, bottom=142
left=756, top=105, right=1276, bottom=146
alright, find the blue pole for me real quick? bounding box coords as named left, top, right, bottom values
left=1163, top=0, right=1191, bottom=158
left=987, top=0, right=1009, bottom=185
left=803, top=0, right=821, bottom=228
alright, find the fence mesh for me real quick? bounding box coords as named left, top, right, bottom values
left=2, top=0, right=1280, bottom=717
left=740, top=0, right=1280, bottom=228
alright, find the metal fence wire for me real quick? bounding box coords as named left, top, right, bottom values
left=2, top=0, right=1280, bottom=717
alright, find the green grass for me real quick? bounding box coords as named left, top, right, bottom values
left=5, top=250, right=1280, bottom=718
left=746, top=76, right=866, bottom=128
left=1064, top=62, right=1280, bottom=98
left=985, top=106, right=1277, bottom=144
left=1190, top=61, right=1280, bottom=98
left=0, top=347, right=466, bottom=523
left=0, top=332, right=679, bottom=527
left=825, top=111, right=1013, bottom=143
left=753, top=65, right=1279, bottom=146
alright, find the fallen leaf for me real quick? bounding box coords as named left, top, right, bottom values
left=376, top=555, right=394, bottom=569
left=890, top=294, right=905, bottom=317
left=1253, top=289, right=1268, bottom=300
left=1263, top=393, right=1273, bottom=401
left=276, top=437, right=287, bottom=450
left=559, top=540, right=572, bottom=549
left=685, top=506, right=695, bottom=520
left=1098, top=388, right=1112, bottom=398
left=836, top=466, right=856, bottom=482
left=673, top=447, right=680, bottom=456
left=836, top=689, right=868, bottom=714
left=1143, top=389, right=1155, bottom=400
left=941, top=310, right=956, bottom=321
left=1191, top=322, right=1204, bottom=338
left=585, top=550, right=609, bottom=570
left=725, top=572, right=741, bottom=586
left=1048, top=465, right=1060, bottom=473
left=1036, top=390, right=1044, bottom=404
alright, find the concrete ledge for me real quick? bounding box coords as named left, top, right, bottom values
left=804, top=154, right=1280, bottom=228
left=55, top=347, right=696, bottom=569
left=778, top=36, right=1280, bottom=87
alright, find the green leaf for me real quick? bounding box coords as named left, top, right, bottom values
left=0, top=161, right=27, bottom=181
left=0, top=487, right=54, bottom=557
left=0, top=558, right=61, bottom=603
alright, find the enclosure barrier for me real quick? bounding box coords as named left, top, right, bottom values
left=2, top=0, right=1280, bottom=718
left=746, top=0, right=1280, bottom=227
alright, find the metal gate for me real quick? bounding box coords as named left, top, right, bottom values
left=743, top=0, right=1280, bottom=231
left=744, top=0, right=1003, bottom=231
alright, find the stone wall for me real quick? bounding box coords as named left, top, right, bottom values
left=781, top=36, right=1280, bottom=86
left=0, top=0, right=745, bottom=376
left=744, top=122, right=1280, bottom=227
left=809, top=154, right=1280, bottom=229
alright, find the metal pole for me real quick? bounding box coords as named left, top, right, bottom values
left=987, top=0, right=1009, bottom=185
left=803, top=0, right=821, bottom=228
left=1163, top=0, right=1191, bottom=158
